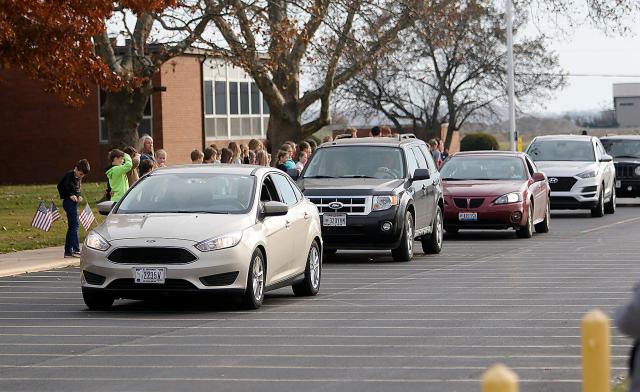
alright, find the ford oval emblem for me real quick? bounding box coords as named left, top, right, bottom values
left=548, top=177, right=559, bottom=184
left=328, top=202, right=344, bottom=210
left=145, top=239, right=156, bottom=243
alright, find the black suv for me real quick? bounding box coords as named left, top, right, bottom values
left=601, top=135, right=640, bottom=197
left=292, top=135, right=444, bottom=262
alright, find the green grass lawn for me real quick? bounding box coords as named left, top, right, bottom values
left=0, top=183, right=107, bottom=253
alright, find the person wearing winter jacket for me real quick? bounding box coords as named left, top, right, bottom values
left=106, top=150, right=132, bottom=202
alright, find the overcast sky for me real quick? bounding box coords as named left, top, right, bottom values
left=537, top=25, right=640, bottom=114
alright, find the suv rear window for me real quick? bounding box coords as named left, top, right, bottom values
left=303, top=146, right=406, bottom=179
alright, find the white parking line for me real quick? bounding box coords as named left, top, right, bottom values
left=580, top=216, right=640, bottom=233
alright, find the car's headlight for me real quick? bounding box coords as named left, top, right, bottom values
left=635, top=166, right=640, bottom=176
left=577, top=170, right=597, bottom=178
left=85, top=231, right=110, bottom=251
left=194, top=232, right=243, bottom=252
left=372, top=195, right=399, bottom=211
left=494, top=192, right=523, bottom=205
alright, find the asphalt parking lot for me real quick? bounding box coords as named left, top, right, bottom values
left=0, top=202, right=639, bottom=392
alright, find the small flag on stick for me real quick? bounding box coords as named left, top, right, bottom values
left=31, top=201, right=53, bottom=232
left=79, top=203, right=95, bottom=231
left=49, top=202, right=61, bottom=223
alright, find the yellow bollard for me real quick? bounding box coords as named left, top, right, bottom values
left=481, top=364, right=519, bottom=392
left=582, top=309, right=610, bottom=392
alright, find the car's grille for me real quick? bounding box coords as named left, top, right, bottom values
left=83, top=270, right=106, bottom=285
left=106, top=279, right=197, bottom=290
left=307, top=196, right=372, bottom=215
left=548, top=177, right=577, bottom=192
left=200, top=272, right=239, bottom=287
left=452, top=198, right=485, bottom=209
left=107, top=247, right=197, bottom=264
left=616, top=164, right=638, bottom=178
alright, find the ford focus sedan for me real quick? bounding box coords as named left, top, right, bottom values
left=440, top=151, right=550, bottom=238
left=81, top=165, right=322, bottom=310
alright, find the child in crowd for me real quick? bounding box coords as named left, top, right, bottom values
left=256, top=150, right=269, bottom=166
left=191, top=149, right=204, bottom=164
left=276, top=150, right=290, bottom=172
left=228, top=142, right=242, bottom=164
left=138, top=159, right=155, bottom=177
left=248, top=150, right=256, bottom=165
left=220, top=148, right=233, bottom=164
left=156, top=149, right=167, bottom=167
left=106, top=149, right=132, bottom=202
left=241, top=144, right=250, bottom=164
left=203, top=147, right=215, bottom=164
left=57, top=159, right=90, bottom=258
left=123, top=146, right=140, bottom=187
left=295, top=151, right=308, bottom=172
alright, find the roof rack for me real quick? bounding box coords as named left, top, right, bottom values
left=398, top=133, right=416, bottom=140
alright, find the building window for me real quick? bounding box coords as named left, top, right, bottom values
left=98, top=90, right=153, bottom=143
left=202, top=59, right=271, bottom=140
left=620, top=102, right=635, bottom=107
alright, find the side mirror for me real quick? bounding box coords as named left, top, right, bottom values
left=97, top=201, right=116, bottom=216
left=286, top=169, right=300, bottom=180
left=532, top=172, right=546, bottom=182
left=412, top=168, right=430, bottom=181
left=600, top=154, right=613, bottom=162
left=262, top=201, right=289, bottom=217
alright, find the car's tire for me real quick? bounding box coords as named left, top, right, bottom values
left=421, top=206, right=443, bottom=254
left=293, top=241, right=321, bottom=297
left=516, top=204, right=533, bottom=238
left=591, top=187, right=605, bottom=218
left=242, top=249, right=266, bottom=310
left=605, top=186, right=616, bottom=215
left=82, top=289, right=114, bottom=310
left=444, top=227, right=459, bottom=235
left=392, top=212, right=414, bottom=262
left=323, top=248, right=337, bottom=255
left=534, top=201, right=550, bottom=233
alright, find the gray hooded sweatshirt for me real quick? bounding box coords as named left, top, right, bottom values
left=615, top=285, right=640, bottom=392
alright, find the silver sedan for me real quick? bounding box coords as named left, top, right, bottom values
left=81, top=165, right=323, bottom=310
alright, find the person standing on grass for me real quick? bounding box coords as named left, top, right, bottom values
left=57, top=159, right=90, bottom=258
left=106, top=149, right=132, bottom=202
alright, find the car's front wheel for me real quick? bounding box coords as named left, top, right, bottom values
left=82, top=289, right=114, bottom=310
left=392, top=212, right=414, bottom=262
left=605, top=186, right=616, bottom=214
left=242, top=249, right=265, bottom=309
left=591, top=187, right=605, bottom=217
left=293, top=241, right=321, bottom=296
left=516, top=204, right=533, bottom=238
left=421, top=206, right=443, bottom=254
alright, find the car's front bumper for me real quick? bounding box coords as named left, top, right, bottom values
left=320, top=207, right=404, bottom=250
left=443, top=200, right=527, bottom=230
left=549, top=178, right=600, bottom=209
left=80, top=238, right=252, bottom=298
left=615, top=178, right=640, bottom=197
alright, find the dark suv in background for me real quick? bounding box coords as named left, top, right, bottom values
left=601, top=135, right=640, bottom=197
left=292, top=135, right=444, bottom=262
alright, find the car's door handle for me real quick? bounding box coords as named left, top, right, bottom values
left=285, top=220, right=291, bottom=229
left=303, top=212, right=310, bottom=220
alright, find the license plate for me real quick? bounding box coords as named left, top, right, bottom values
left=323, top=213, right=346, bottom=227
left=616, top=180, right=621, bottom=188
left=133, top=267, right=166, bottom=284
left=458, top=212, right=478, bottom=221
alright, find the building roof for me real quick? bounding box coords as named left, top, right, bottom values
left=613, top=83, right=640, bottom=98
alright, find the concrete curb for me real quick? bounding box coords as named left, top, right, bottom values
left=0, top=246, right=79, bottom=278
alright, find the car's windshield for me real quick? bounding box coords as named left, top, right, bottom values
left=303, top=146, right=406, bottom=179
left=601, top=139, right=640, bottom=159
left=117, top=173, right=255, bottom=214
left=527, top=140, right=595, bottom=162
left=440, top=156, right=527, bottom=181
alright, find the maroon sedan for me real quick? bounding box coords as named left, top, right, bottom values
left=440, top=151, right=550, bottom=238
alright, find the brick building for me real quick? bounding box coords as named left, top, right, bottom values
left=0, top=54, right=270, bottom=184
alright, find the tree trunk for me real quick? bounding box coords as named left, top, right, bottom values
left=266, top=110, right=302, bottom=166
left=104, top=82, right=152, bottom=150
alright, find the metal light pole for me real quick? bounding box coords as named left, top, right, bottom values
left=505, top=0, right=516, bottom=151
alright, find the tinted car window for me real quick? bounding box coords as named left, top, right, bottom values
left=304, top=146, right=406, bottom=179
left=601, top=139, right=640, bottom=159
left=117, top=174, right=255, bottom=214
left=271, top=174, right=299, bottom=206
left=440, top=156, right=527, bottom=181
left=527, top=140, right=595, bottom=162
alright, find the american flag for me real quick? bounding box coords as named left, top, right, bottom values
left=49, top=202, right=61, bottom=223
left=31, top=201, right=53, bottom=232
left=79, top=203, right=95, bottom=231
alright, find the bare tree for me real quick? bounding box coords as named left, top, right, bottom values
left=339, top=0, right=566, bottom=148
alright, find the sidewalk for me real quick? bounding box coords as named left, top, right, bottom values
left=0, top=247, right=79, bottom=277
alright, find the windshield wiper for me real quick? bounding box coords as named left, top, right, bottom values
left=304, top=175, right=336, bottom=178
left=339, top=175, right=377, bottom=178
left=614, top=155, right=640, bottom=159
left=441, top=178, right=466, bottom=181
